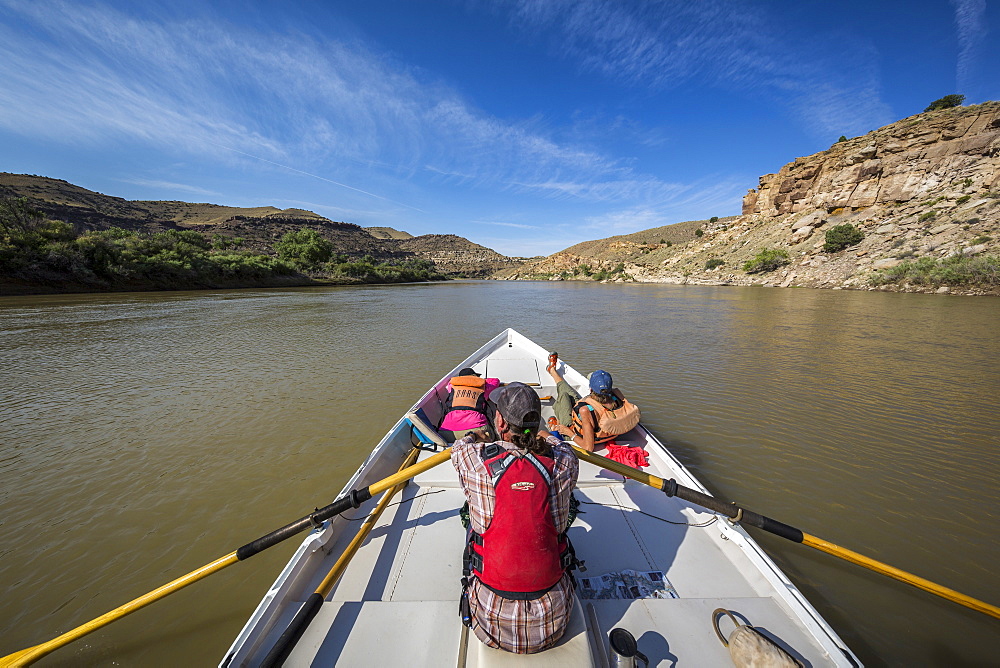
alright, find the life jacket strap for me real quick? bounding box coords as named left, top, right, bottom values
left=478, top=578, right=560, bottom=601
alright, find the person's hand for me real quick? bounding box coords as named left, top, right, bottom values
left=469, top=428, right=490, bottom=442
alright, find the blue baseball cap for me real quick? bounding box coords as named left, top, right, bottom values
left=589, top=370, right=613, bottom=394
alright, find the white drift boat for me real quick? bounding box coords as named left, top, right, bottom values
left=222, top=328, right=860, bottom=667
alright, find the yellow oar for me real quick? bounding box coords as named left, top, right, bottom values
left=261, top=447, right=422, bottom=666
left=0, top=447, right=452, bottom=667
left=572, top=445, right=1000, bottom=621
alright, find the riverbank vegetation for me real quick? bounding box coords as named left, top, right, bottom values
left=869, top=254, right=1000, bottom=288
left=742, top=248, right=790, bottom=273
left=0, top=198, right=445, bottom=293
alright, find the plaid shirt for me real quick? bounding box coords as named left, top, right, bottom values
left=452, top=434, right=580, bottom=653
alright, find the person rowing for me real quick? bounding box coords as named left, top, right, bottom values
left=546, top=355, right=641, bottom=453
left=451, top=382, right=580, bottom=653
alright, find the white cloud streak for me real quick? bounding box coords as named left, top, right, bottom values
left=485, top=0, right=893, bottom=138
left=118, top=179, right=221, bottom=197
left=951, top=0, right=987, bottom=95
left=0, top=0, right=694, bottom=210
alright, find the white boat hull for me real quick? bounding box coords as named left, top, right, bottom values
left=222, top=328, right=859, bottom=667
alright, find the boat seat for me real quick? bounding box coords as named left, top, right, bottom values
left=469, top=595, right=598, bottom=667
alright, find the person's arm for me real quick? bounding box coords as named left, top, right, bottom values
left=575, top=406, right=597, bottom=452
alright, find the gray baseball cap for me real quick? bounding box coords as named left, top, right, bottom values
left=489, top=382, right=541, bottom=430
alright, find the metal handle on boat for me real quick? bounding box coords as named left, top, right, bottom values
left=571, top=445, right=1000, bottom=621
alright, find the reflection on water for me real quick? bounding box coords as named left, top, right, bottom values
left=1, top=283, right=998, bottom=666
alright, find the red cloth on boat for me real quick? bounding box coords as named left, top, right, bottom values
left=602, top=444, right=649, bottom=468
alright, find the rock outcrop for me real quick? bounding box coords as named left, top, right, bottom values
left=497, top=102, right=1000, bottom=295
left=394, top=234, right=523, bottom=277
left=745, top=102, right=1000, bottom=217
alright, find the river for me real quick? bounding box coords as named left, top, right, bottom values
left=1, top=281, right=997, bottom=666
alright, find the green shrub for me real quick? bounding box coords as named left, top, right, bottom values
left=0, top=197, right=45, bottom=232
left=823, top=224, right=865, bottom=252
left=924, top=94, right=965, bottom=112
left=742, top=248, right=790, bottom=274
left=870, top=254, right=1000, bottom=287
left=837, top=135, right=848, bottom=143
left=919, top=211, right=937, bottom=223
left=972, top=236, right=993, bottom=244
left=957, top=195, right=971, bottom=204
left=274, top=229, right=333, bottom=269
left=694, top=229, right=704, bottom=237
left=705, top=258, right=725, bottom=270
left=709, top=216, right=719, bottom=224
left=962, top=178, right=973, bottom=188
left=662, top=240, right=672, bottom=247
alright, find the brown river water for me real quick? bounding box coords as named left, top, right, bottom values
left=1, top=281, right=998, bottom=666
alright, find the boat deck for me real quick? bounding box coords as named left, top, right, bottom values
left=223, top=330, right=856, bottom=666
left=247, top=451, right=845, bottom=666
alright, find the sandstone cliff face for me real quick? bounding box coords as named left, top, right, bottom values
left=498, top=103, right=1000, bottom=295
left=745, top=102, right=1000, bottom=216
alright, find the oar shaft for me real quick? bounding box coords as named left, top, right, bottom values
left=0, top=553, right=239, bottom=667
left=261, top=449, right=423, bottom=667
left=1, top=447, right=454, bottom=667
left=234, top=448, right=451, bottom=561
left=318, top=448, right=423, bottom=597
left=802, top=534, right=1000, bottom=619
left=571, top=445, right=1000, bottom=621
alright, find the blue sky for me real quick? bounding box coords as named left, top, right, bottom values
left=1, top=1, right=997, bottom=257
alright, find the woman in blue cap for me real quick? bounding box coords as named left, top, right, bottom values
left=545, top=357, right=641, bottom=452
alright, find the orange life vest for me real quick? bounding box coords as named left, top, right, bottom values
left=571, top=395, right=641, bottom=446
left=446, top=375, right=488, bottom=415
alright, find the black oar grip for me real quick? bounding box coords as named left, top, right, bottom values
left=662, top=478, right=804, bottom=544
left=236, top=489, right=374, bottom=561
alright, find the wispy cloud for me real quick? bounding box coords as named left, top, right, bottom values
left=580, top=207, right=673, bottom=235
left=0, top=0, right=695, bottom=211
left=951, top=0, right=987, bottom=96
left=118, top=179, right=221, bottom=198
left=472, top=220, right=542, bottom=230
left=486, top=0, right=893, bottom=137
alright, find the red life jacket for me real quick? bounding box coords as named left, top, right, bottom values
left=464, top=443, right=569, bottom=600
left=445, top=376, right=488, bottom=415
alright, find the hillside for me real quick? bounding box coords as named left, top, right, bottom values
left=496, top=101, right=1000, bottom=295
left=364, top=226, right=414, bottom=240
left=0, top=175, right=524, bottom=278
left=395, top=234, right=519, bottom=276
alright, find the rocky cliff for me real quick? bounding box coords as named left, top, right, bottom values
left=496, top=102, right=1000, bottom=294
